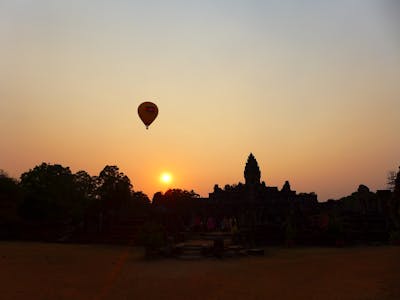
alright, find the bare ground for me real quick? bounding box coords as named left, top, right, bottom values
left=0, top=242, right=399, bottom=300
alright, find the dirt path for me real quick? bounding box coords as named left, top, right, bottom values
left=0, top=242, right=399, bottom=300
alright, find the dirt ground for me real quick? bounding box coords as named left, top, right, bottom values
left=0, top=242, right=399, bottom=300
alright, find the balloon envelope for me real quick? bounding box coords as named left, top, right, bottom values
left=138, top=102, right=158, bottom=129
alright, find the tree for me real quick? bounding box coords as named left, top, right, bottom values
left=152, top=191, right=164, bottom=206
left=126, top=191, right=150, bottom=216
left=0, top=170, right=21, bottom=237
left=72, top=170, right=98, bottom=219
left=132, top=191, right=150, bottom=207
left=390, top=167, right=400, bottom=229
left=96, top=165, right=133, bottom=212
left=150, top=189, right=200, bottom=235
left=152, top=189, right=200, bottom=215
left=394, top=167, right=400, bottom=195
left=387, top=170, right=397, bottom=191
left=74, top=170, right=97, bottom=203
left=74, top=170, right=97, bottom=202
left=19, top=163, right=83, bottom=222
left=0, top=170, right=20, bottom=203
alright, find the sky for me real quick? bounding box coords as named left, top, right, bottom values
left=1, top=0, right=399, bottom=201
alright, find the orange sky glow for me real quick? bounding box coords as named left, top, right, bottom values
left=1, top=1, right=399, bottom=201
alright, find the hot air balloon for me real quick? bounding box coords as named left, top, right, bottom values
left=138, top=102, right=158, bottom=129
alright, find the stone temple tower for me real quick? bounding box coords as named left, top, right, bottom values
left=244, top=153, right=261, bottom=186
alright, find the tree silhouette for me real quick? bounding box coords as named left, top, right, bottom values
left=74, top=170, right=97, bottom=202
left=387, top=170, right=397, bottom=191
left=391, top=167, right=400, bottom=229
left=96, top=165, right=132, bottom=213
left=19, top=163, right=83, bottom=222
left=153, top=189, right=199, bottom=211
left=151, top=189, right=200, bottom=235
left=0, top=170, right=21, bottom=238
left=132, top=191, right=150, bottom=206
left=152, top=191, right=164, bottom=206
left=394, top=167, right=400, bottom=195
left=0, top=170, right=20, bottom=205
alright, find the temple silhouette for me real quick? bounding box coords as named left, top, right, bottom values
left=89, top=153, right=396, bottom=247
left=170, top=153, right=394, bottom=245
left=209, top=153, right=317, bottom=211
left=2, top=153, right=398, bottom=248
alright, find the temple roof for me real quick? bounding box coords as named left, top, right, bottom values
left=244, top=153, right=261, bottom=185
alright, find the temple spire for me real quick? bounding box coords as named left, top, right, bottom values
left=281, top=181, right=291, bottom=193
left=244, top=153, right=261, bottom=186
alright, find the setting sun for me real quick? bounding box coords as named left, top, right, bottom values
left=160, top=172, right=172, bottom=184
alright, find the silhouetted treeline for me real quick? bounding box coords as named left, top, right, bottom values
left=0, top=170, right=22, bottom=238
left=0, top=163, right=151, bottom=241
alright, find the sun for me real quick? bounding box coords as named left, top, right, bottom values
left=160, top=172, right=172, bottom=184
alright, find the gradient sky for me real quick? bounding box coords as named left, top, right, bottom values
left=1, top=0, right=399, bottom=201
